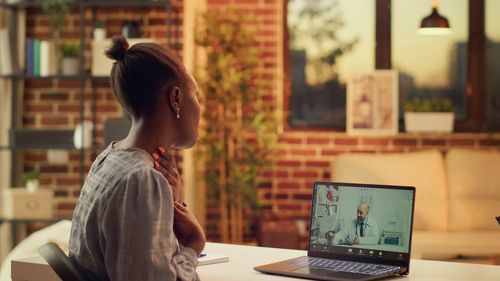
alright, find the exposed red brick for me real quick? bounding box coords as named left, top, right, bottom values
left=448, top=139, right=475, bottom=146
left=321, top=149, right=345, bottom=156
left=278, top=136, right=302, bottom=144
left=478, top=139, right=500, bottom=146
left=306, top=138, right=330, bottom=145
left=349, top=149, right=376, bottom=153
left=334, top=138, right=358, bottom=146
left=362, top=138, right=389, bottom=146
left=57, top=202, right=76, bottom=211
left=292, top=171, right=319, bottom=178
left=56, top=178, right=81, bottom=186
left=276, top=160, right=301, bottom=167
left=278, top=182, right=300, bottom=189
left=39, top=165, right=68, bottom=173
left=275, top=193, right=288, bottom=200
left=393, top=139, right=418, bottom=146
left=290, top=149, right=316, bottom=156
left=54, top=190, right=68, bottom=197
left=25, top=152, right=47, bottom=162
left=275, top=171, right=288, bottom=178
left=25, top=104, right=53, bottom=113
left=278, top=203, right=301, bottom=211
left=26, top=79, right=53, bottom=88
left=41, top=116, right=69, bottom=125
left=293, top=194, right=312, bottom=201
left=422, top=139, right=446, bottom=146
left=40, top=92, right=69, bottom=101
left=305, top=161, right=330, bottom=167
left=57, top=80, right=80, bottom=88
left=258, top=182, right=272, bottom=189
left=58, top=104, right=81, bottom=113
left=39, top=178, right=53, bottom=185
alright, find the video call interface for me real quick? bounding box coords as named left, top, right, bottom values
left=309, top=183, right=414, bottom=260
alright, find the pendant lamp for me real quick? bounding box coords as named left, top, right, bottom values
left=418, top=0, right=451, bottom=35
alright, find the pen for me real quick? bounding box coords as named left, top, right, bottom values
left=199, top=253, right=207, bottom=258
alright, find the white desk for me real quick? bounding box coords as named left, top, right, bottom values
left=11, top=242, right=500, bottom=281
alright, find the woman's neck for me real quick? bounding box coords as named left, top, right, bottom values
left=116, top=117, right=174, bottom=154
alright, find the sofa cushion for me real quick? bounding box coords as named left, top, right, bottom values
left=332, top=150, right=448, bottom=231
left=446, top=148, right=500, bottom=231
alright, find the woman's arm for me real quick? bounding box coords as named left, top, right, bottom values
left=101, top=168, right=199, bottom=281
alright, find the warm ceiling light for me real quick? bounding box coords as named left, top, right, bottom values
left=418, top=0, right=451, bottom=35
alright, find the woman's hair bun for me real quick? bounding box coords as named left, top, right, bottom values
left=105, top=35, right=129, bottom=61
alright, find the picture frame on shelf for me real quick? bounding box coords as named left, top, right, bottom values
left=346, top=70, right=399, bottom=136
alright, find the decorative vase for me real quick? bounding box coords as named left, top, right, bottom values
left=404, top=112, right=454, bottom=133
left=61, top=57, right=79, bottom=75
left=93, top=28, right=106, bottom=41
left=26, top=179, right=39, bottom=192
left=121, top=20, right=140, bottom=38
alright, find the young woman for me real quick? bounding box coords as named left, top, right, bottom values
left=69, top=36, right=205, bottom=281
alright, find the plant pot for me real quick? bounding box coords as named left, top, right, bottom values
left=404, top=112, right=454, bottom=133
left=61, top=57, right=79, bottom=75
left=26, top=179, right=39, bottom=192
left=93, top=28, right=106, bottom=41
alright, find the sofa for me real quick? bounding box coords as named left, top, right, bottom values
left=331, top=148, right=500, bottom=261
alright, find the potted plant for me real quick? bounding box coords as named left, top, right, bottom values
left=61, top=40, right=79, bottom=75
left=93, top=20, right=106, bottom=41
left=40, top=0, right=69, bottom=74
left=195, top=10, right=278, bottom=243
left=404, top=97, right=454, bottom=133
left=23, top=170, right=40, bottom=192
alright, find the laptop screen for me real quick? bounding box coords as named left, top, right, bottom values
left=309, top=182, right=415, bottom=262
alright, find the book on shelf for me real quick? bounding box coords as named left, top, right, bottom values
left=26, top=38, right=57, bottom=77
left=0, top=28, right=14, bottom=75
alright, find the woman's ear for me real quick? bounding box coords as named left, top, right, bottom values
left=169, top=86, right=181, bottom=119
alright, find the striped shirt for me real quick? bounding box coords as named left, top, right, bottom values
left=69, top=144, right=199, bottom=281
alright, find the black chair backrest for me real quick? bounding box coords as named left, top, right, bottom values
left=37, top=242, right=87, bottom=281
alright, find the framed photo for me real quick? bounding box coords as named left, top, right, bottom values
left=347, top=70, right=398, bottom=135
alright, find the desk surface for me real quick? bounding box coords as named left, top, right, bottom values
left=12, top=242, right=500, bottom=281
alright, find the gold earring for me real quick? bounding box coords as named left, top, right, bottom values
left=176, top=106, right=180, bottom=119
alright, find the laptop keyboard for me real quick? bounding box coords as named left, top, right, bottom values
left=289, top=257, right=400, bottom=276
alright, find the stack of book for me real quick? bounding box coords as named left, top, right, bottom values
left=25, top=38, right=58, bottom=76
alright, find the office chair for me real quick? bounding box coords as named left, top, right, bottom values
left=37, top=242, right=87, bottom=281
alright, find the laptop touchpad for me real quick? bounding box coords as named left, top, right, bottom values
left=293, top=267, right=368, bottom=279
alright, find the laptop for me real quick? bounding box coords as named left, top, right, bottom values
left=254, top=181, right=416, bottom=281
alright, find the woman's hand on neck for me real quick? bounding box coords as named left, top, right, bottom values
left=115, top=116, right=175, bottom=155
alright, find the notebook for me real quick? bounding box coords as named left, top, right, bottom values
left=254, top=181, right=416, bottom=281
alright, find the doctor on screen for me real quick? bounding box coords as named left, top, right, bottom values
left=332, top=202, right=380, bottom=245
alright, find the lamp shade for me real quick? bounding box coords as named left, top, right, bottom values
left=418, top=7, right=451, bottom=35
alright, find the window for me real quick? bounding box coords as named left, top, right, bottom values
left=286, top=0, right=492, bottom=131
left=486, top=0, right=500, bottom=128
left=287, top=0, right=374, bottom=129
left=392, top=0, right=468, bottom=119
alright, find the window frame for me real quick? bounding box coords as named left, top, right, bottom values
left=284, top=0, right=488, bottom=132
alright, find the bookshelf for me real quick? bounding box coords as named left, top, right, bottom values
left=0, top=0, right=176, bottom=188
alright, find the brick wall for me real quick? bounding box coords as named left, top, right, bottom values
left=22, top=1, right=184, bottom=218
left=206, top=0, right=500, bottom=248
left=21, top=0, right=500, bottom=249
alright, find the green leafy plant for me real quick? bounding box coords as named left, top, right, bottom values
left=404, top=97, right=453, bottom=113
left=195, top=10, right=278, bottom=243
left=94, top=20, right=105, bottom=29
left=22, top=170, right=40, bottom=186
left=40, top=0, right=69, bottom=73
left=61, top=41, right=79, bottom=58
